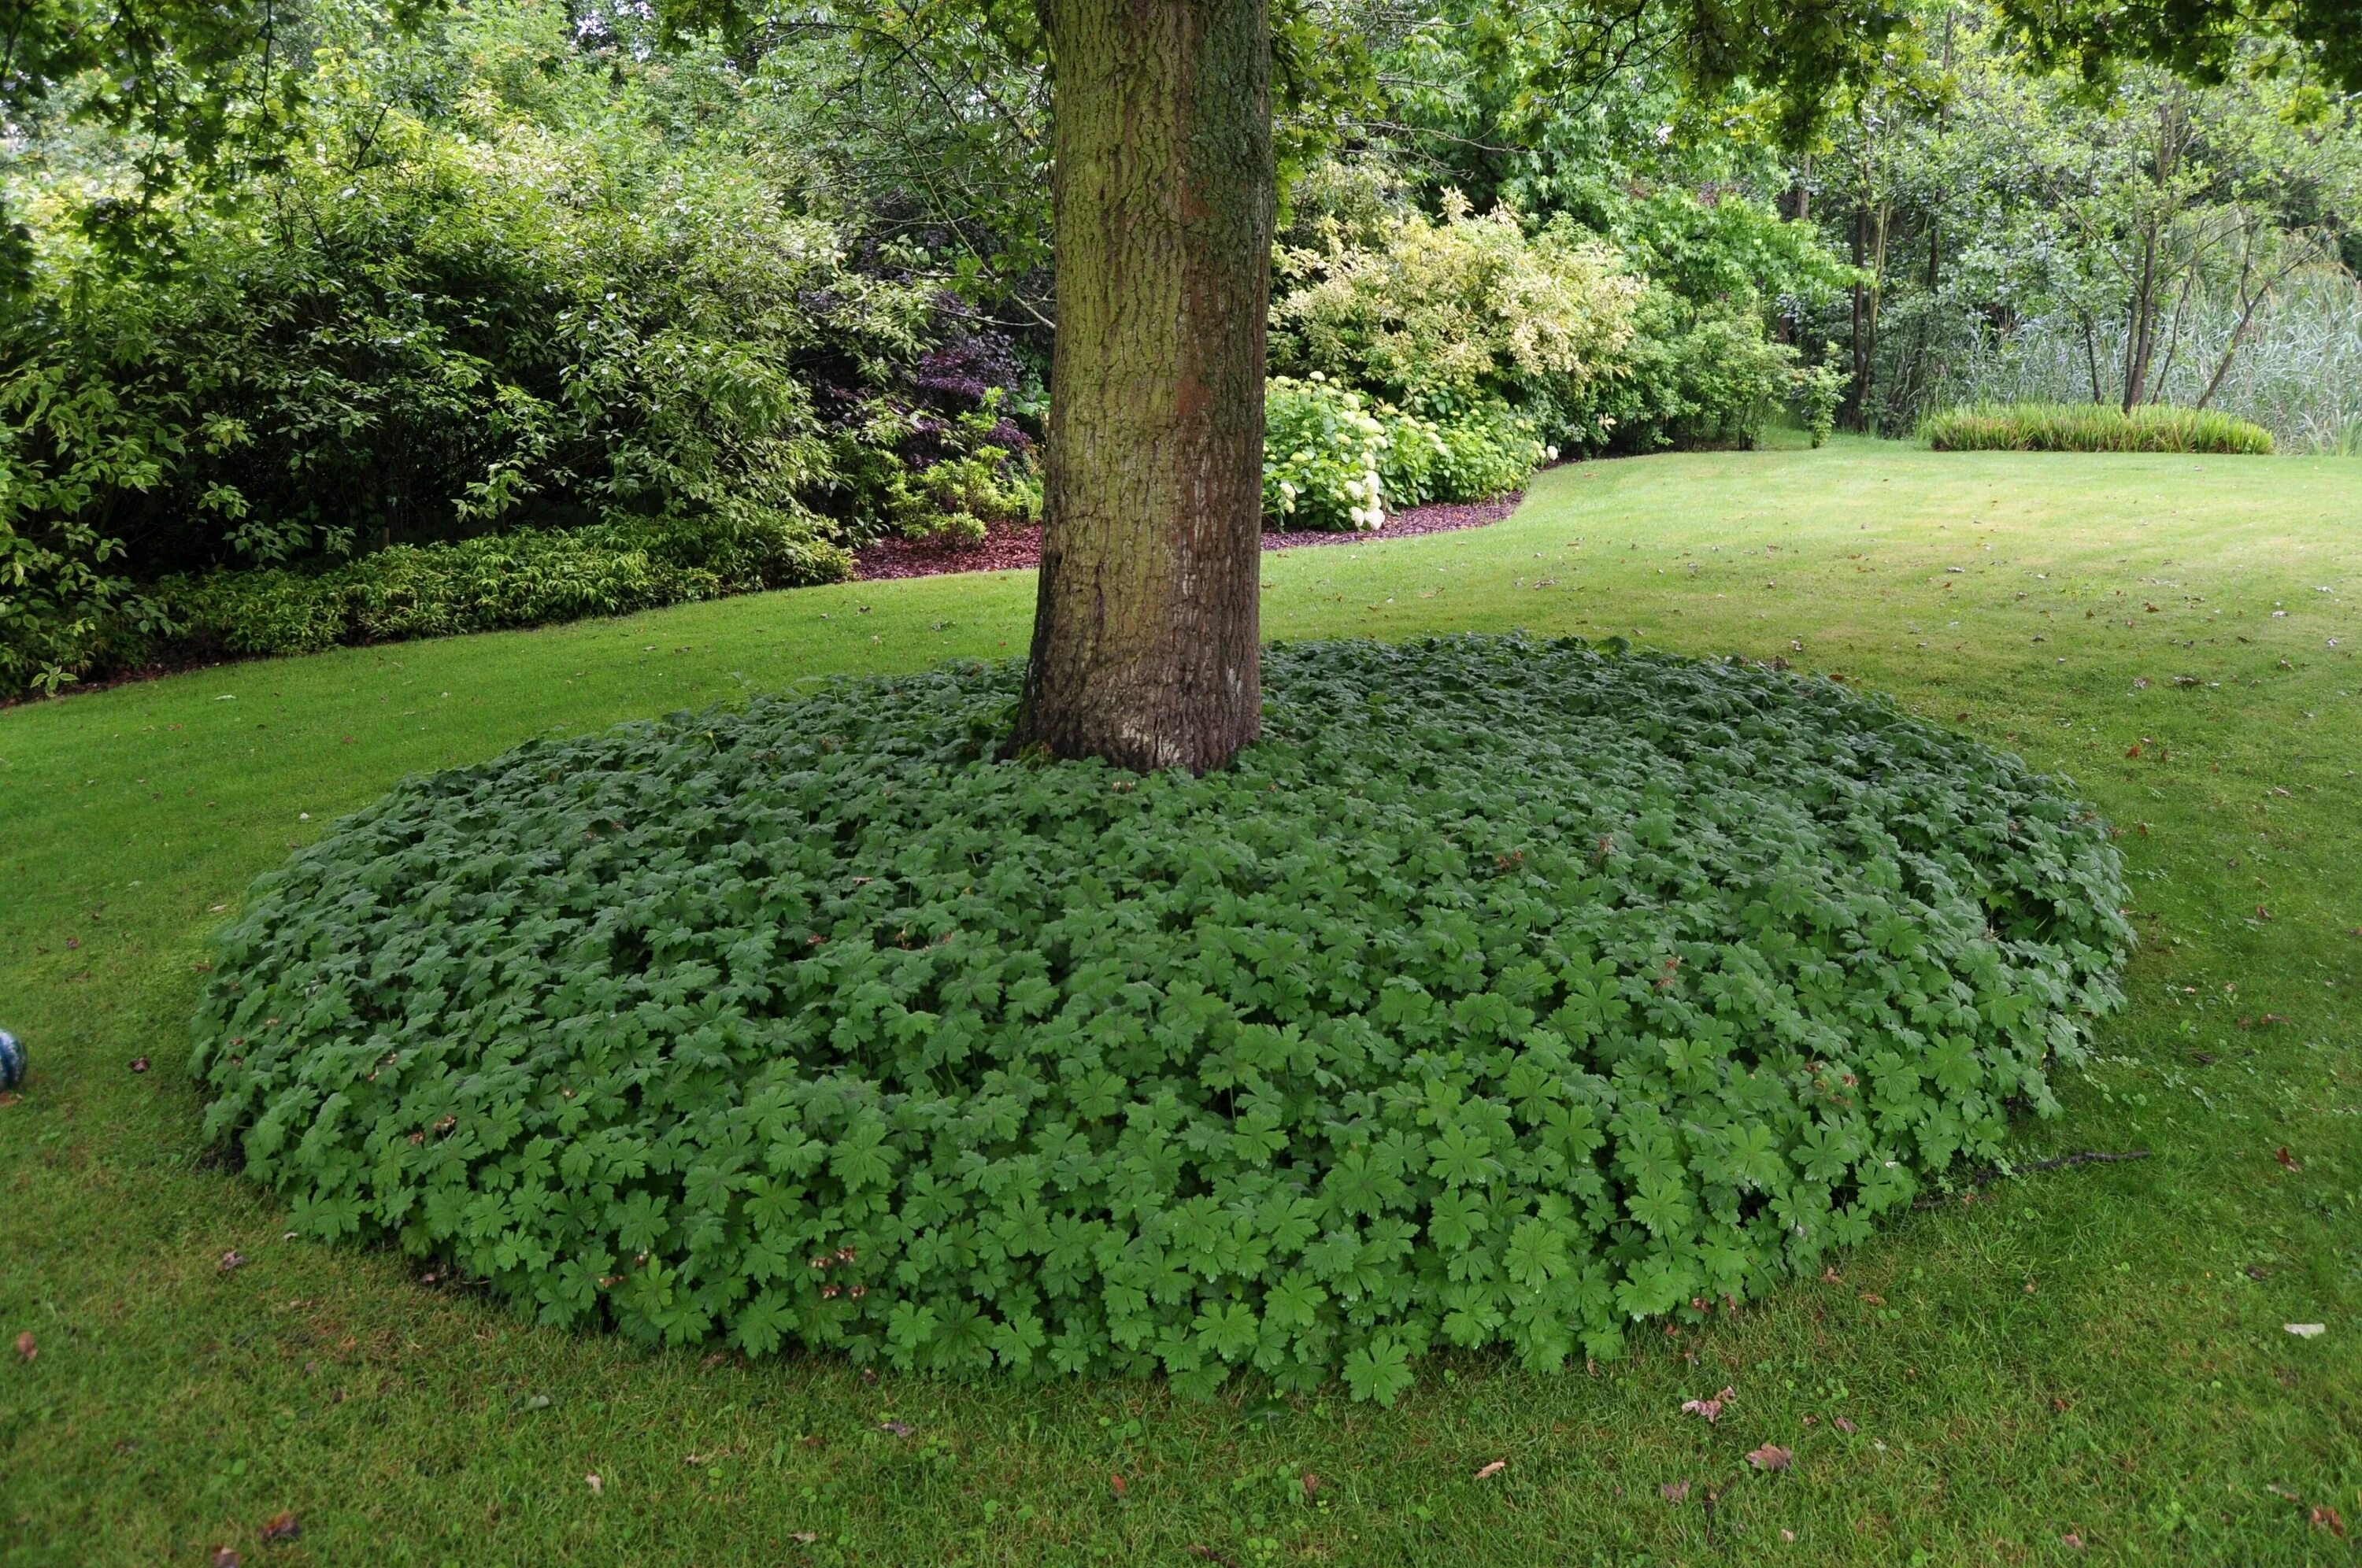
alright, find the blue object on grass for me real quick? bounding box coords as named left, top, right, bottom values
left=0, top=1030, right=23, bottom=1091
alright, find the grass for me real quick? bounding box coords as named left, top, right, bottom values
left=3, top=436, right=2358, bottom=1566
left=1921, top=402, right=2276, bottom=455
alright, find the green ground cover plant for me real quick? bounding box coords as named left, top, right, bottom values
left=3, top=441, right=2357, bottom=1563
left=191, top=638, right=2128, bottom=1400
left=1921, top=403, right=2276, bottom=455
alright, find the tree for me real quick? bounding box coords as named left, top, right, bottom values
left=1005, top=0, right=1276, bottom=771
left=1006, top=0, right=1911, bottom=769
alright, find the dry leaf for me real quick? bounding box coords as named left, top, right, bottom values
left=1857, top=1291, right=1885, bottom=1306
left=1834, top=1416, right=1858, bottom=1435
left=2061, top=1533, right=2084, bottom=1550
left=2273, top=1147, right=2300, bottom=1171
left=259, top=1511, right=301, bottom=1543
left=879, top=1418, right=915, bottom=1437
left=1780, top=1529, right=1796, bottom=1542
left=1301, top=1472, right=1321, bottom=1501
left=131, top=1056, right=150, bottom=1074
left=789, top=1532, right=819, bottom=1546
left=2312, top=1506, right=2346, bottom=1538
left=585, top=1474, right=603, bottom=1496
left=220, top=1250, right=246, bottom=1273
left=1679, top=1386, right=1734, bottom=1423
left=1745, top=1444, right=1794, bottom=1472
left=1474, top=1459, right=1508, bottom=1480
left=1660, top=1481, right=1690, bottom=1502
left=1109, top=1474, right=1127, bottom=1500
left=2285, top=1323, right=2327, bottom=1339
left=13, top=1331, right=33, bottom=1363
left=212, top=1550, right=242, bottom=1568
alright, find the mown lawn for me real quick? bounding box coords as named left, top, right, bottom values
left=2, top=438, right=2357, bottom=1566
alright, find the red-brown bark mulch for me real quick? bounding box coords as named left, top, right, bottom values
left=852, top=491, right=1523, bottom=582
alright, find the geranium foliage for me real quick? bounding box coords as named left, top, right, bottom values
left=193, top=638, right=2130, bottom=1401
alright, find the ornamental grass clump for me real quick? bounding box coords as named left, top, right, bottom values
left=1920, top=401, right=2274, bottom=454
left=194, top=637, right=2130, bottom=1403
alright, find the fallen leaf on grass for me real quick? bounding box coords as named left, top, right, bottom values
left=1834, top=1416, right=1857, bottom=1435
left=212, top=1550, right=241, bottom=1568
left=789, top=1532, right=818, bottom=1546
left=2312, top=1507, right=2346, bottom=1537
left=1301, top=1472, right=1321, bottom=1501
left=1109, top=1474, right=1127, bottom=1500
left=1474, top=1459, right=1507, bottom=1480
left=1746, top=1444, right=1794, bottom=1472
left=1680, top=1387, right=1734, bottom=1422
left=1857, top=1292, right=1885, bottom=1306
left=1780, top=1529, right=1796, bottom=1542
left=219, top=1250, right=246, bottom=1273
left=2285, top=1324, right=2327, bottom=1339
left=2061, top=1532, right=2084, bottom=1550
left=585, top=1474, right=602, bottom=1496
left=259, top=1511, right=301, bottom=1543
left=13, top=1332, right=32, bottom=1363
left=131, top=1056, right=150, bottom=1074
left=879, top=1418, right=915, bottom=1437
left=1660, top=1481, right=1690, bottom=1502
left=2273, top=1147, right=2300, bottom=1171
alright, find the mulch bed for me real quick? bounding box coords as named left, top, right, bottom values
left=853, top=491, right=1524, bottom=581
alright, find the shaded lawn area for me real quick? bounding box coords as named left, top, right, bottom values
left=2, top=437, right=2357, bottom=1566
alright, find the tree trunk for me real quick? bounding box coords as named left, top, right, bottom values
left=2121, top=224, right=2160, bottom=412
left=1010, top=0, right=1274, bottom=773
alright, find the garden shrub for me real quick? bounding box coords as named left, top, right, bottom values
left=1920, top=402, right=2275, bottom=454
left=1554, top=297, right=1800, bottom=457
left=1375, top=402, right=1552, bottom=510
left=1272, top=196, right=1641, bottom=417
left=194, top=637, right=2131, bottom=1403
left=0, top=0, right=1017, bottom=698
left=1264, top=376, right=1390, bottom=530
left=153, top=512, right=847, bottom=661
left=1267, top=379, right=1552, bottom=530
left=1790, top=357, right=1849, bottom=449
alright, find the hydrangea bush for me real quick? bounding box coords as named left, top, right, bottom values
left=194, top=638, right=2131, bottom=1403
left=1263, top=375, right=1390, bottom=531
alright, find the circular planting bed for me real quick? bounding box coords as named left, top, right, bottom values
left=195, top=636, right=2129, bottom=1401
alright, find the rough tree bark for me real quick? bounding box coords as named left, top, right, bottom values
left=1009, top=0, right=1275, bottom=773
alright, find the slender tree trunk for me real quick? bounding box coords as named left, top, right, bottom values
left=1010, top=0, right=1274, bottom=773
left=1847, top=208, right=1871, bottom=429
left=2122, top=224, right=2160, bottom=412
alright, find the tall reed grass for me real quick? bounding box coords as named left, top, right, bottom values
left=1921, top=402, right=2275, bottom=453
left=1925, top=267, right=2362, bottom=453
